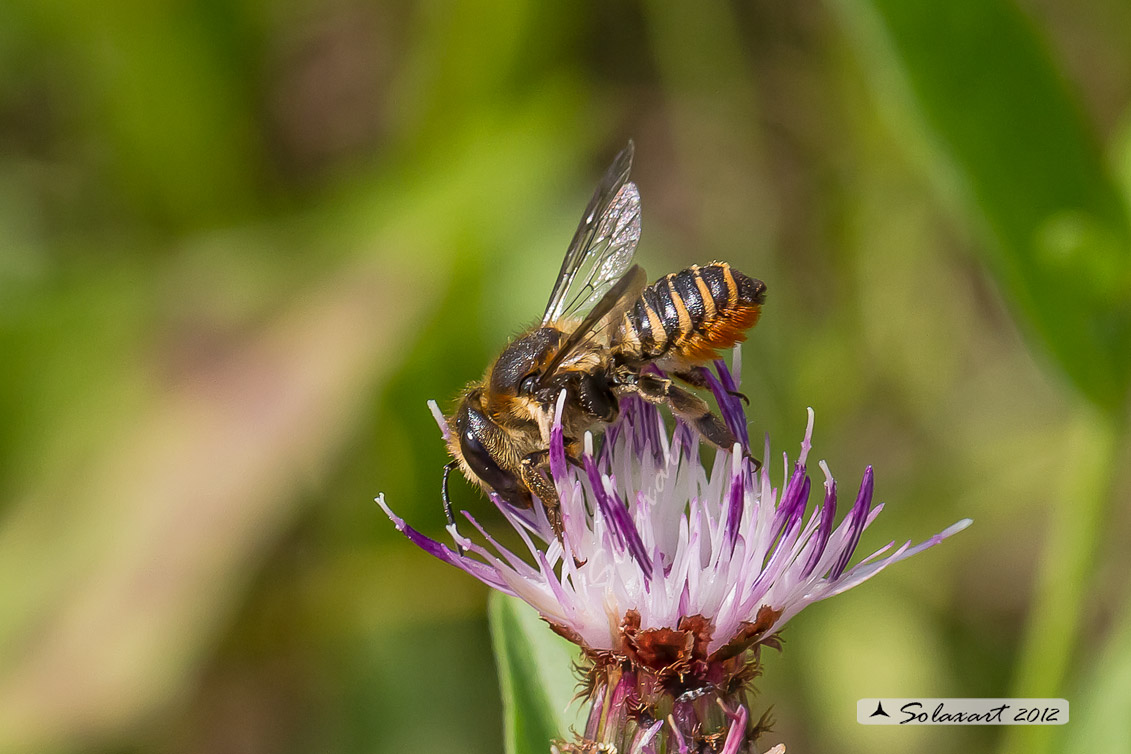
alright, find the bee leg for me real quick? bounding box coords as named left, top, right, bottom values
left=520, top=451, right=564, bottom=539
left=673, top=367, right=750, bottom=406
left=672, top=367, right=710, bottom=389
left=519, top=450, right=585, bottom=566
left=441, top=460, right=467, bottom=555
left=577, top=372, right=619, bottom=423
left=566, top=440, right=586, bottom=470
left=630, top=373, right=762, bottom=471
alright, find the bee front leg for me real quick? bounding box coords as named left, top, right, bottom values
left=520, top=450, right=566, bottom=544
left=521, top=449, right=588, bottom=566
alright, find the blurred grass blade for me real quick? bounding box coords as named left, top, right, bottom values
left=0, top=264, right=433, bottom=752
left=489, top=592, right=582, bottom=754
left=832, top=0, right=1131, bottom=410
left=1063, top=590, right=1131, bottom=754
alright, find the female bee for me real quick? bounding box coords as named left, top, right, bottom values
left=443, top=142, right=766, bottom=542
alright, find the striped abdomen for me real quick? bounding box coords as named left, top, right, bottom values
left=616, top=263, right=766, bottom=363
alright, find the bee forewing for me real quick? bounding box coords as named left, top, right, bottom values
left=561, top=182, right=641, bottom=318
left=543, top=143, right=642, bottom=324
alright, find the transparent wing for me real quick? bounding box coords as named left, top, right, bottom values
left=537, top=265, right=647, bottom=388
left=542, top=142, right=642, bottom=324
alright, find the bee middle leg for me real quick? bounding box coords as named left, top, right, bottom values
left=626, top=373, right=761, bottom=470
left=541, top=372, right=619, bottom=427
left=576, top=372, right=619, bottom=423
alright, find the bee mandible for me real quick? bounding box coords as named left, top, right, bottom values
left=443, top=142, right=766, bottom=544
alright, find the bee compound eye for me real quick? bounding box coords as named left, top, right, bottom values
left=459, top=427, right=520, bottom=496
left=519, top=375, right=538, bottom=396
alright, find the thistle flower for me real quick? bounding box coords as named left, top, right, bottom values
left=378, top=352, right=970, bottom=753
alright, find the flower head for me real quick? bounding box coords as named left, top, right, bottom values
left=378, top=352, right=970, bottom=752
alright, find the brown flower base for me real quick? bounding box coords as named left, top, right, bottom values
left=553, top=609, right=781, bottom=753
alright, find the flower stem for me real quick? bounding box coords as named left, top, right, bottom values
left=999, top=401, right=1126, bottom=754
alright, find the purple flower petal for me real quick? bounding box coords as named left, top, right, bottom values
left=802, top=474, right=837, bottom=577
left=549, top=392, right=569, bottom=482
left=704, top=363, right=749, bottom=449
left=830, top=466, right=874, bottom=579
left=376, top=496, right=514, bottom=593
left=771, top=463, right=809, bottom=542
left=720, top=703, right=749, bottom=754
left=634, top=719, right=665, bottom=752
left=724, top=456, right=746, bottom=550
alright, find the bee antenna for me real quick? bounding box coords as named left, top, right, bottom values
left=441, top=460, right=466, bottom=555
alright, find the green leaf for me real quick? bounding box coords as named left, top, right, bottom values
left=832, top=0, right=1131, bottom=410
left=489, top=592, right=584, bottom=754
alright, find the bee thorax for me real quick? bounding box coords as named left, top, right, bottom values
left=488, top=327, right=563, bottom=395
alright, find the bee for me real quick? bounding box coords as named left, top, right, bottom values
left=442, top=142, right=766, bottom=542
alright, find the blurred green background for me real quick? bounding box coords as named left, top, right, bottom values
left=1, top=1, right=1129, bottom=753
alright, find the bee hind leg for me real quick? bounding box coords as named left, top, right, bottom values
left=628, top=373, right=762, bottom=471
left=727, top=388, right=751, bottom=406
left=673, top=367, right=751, bottom=406
left=672, top=367, right=711, bottom=389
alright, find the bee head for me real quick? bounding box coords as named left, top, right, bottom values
left=453, top=390, right=529, bottom=507
left=489, top=327, right=564, bottom=398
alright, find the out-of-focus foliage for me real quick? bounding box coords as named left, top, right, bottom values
left=836, top=0, right=1131, bottom=412
left=830, top=4, right=1131, bottom=754
left=489, top=594, right=582, bottom=754
left=0, top=1, right=1127, bottom=753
